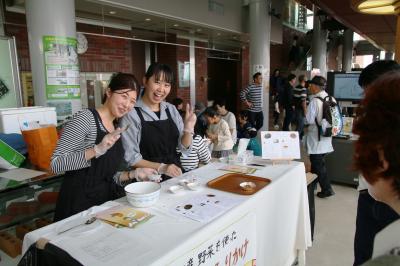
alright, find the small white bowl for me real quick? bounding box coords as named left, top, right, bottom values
left=124, top=182, right=161, bottom=207
left=239, top=181, right=256, bottom=192
left=186, top=181, right=200, bottom=191
left=168, top=185, right=184, bottom=194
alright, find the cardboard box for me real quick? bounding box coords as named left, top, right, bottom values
left=0, top=139, right=25, bottom=169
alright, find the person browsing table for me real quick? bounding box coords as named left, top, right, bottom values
left=51, top=73, right=157, bottom=221
left=121, top=63, right=196, bottom=180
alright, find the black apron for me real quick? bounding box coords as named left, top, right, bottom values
left=135, top=106, right=182, bottom=180
left=54, top=109, right=124, bottom=222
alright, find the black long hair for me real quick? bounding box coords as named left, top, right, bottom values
left=102, top=72, right=140, bottom=104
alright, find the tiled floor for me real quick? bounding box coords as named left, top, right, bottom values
left=306, top=184, right=358, bottom=266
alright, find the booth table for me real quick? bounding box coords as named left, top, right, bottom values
left=23, top=161, right=311, bottom=266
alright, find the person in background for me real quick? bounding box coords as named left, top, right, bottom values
left=51, top=73, right=157, bottom=221
left=282, top=73, right=296, bottom=131
left=194, top=101, right=208, bottom=138
left=172, top=97, right=185, bottom=117
left=175, top=110, right=211, bottom=172
left=246, top=127, right=262, bottom=156
left=293, top=74, right=308, bottom=139
left=121, top=63, right=197, bottom=180
left=178, top=132, right=211, bottom=172
left=270, top=69, right=284, bottom=129
left=352, top=71, right=400, bottom=266
left=304, top=76, right=335, bottom=198
left=204, top=107, right=234, bottom=158
left=237, top=110, right=253, bottom=139
left=213, top=98, right=237, bottom=145
left=353, top=60, right=400, bottom=266
left=240, top=72, right=264, bottom=130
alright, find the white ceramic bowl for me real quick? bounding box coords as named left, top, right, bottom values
left=124, top=182, right=161, bottom=207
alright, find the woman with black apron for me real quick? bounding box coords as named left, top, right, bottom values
left=51, top=73, right=157, bottom=221
left=121, top=63, right=197, bottom=180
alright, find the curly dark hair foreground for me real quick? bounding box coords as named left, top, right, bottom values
left=353, top=71, right=400, bottom=197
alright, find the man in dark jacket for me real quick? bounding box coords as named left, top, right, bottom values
left=282, top=73, right=296, bottom=131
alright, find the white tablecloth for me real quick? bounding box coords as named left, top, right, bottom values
left=23, top=161, right=311, bottom=266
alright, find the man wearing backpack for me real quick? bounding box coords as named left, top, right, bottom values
left=305, top=76, right=335, bottom=198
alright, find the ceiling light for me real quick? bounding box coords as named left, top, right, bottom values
left=145, top=18, right=151, bottom=21
left=196, top=28, right=202, bottom=32
left=109, top=11, right=117, bottom=15
left=351, top=0, right=397, bottom=14
left=173, top=24, right=179, bottom=27
left=216, top=32, right=221, bottom=36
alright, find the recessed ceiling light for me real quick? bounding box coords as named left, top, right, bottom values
left=109, top=11, right=116, bottom=15
left=145, top=18, right=151, bottom=21
left=217, top=32, right=221, bottom=36
left=173, top=24, right=179, bottom=27
left=196, top=28, right=202, bottom=32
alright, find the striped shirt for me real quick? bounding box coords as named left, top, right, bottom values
left=240, top=83, right=263, bottom=112
left=50, top=109, right=127, bottom=186
left=293, top=85, right=307, bottom=108
left=178, top=135, right=211, bottom=172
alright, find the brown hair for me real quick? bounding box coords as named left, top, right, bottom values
left=353, top=71, right=400, bottom=197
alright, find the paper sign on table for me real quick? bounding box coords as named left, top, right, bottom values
left=219, top=165, right=257, bottom=174
left=170, top=194, right=243, bottom=223
left=261, top=131, right=300, bottom=160
left=96, top=205, right=153, bottom=228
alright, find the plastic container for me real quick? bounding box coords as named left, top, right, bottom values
left=0, top=107, right=57, bottom=134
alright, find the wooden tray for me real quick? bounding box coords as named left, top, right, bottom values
left=207, top=173, right=271, bottom=195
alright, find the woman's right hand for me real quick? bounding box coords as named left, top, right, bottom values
left=158, top=163, right=182, bottom=177
left=94, top=129, right=122, bottom=158
left=133, top=168, right=159, bottom=182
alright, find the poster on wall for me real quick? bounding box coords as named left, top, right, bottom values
left=43, top=35, right=80, bottom=100
left=47, top=100, right=73, bottom=118
left=178, top=61, right=190, bottom=88
left=170, top=212, right=257, bottom=266
left=21, top=72, right=34, bottom=106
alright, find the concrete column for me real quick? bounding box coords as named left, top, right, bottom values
left=249, top=0, right=271, bottom=131
left=144, top=43, right=151, bottom=71
left=385, top=51, right=394, bottom=60
left=0, top=0, right=5, bottom=35
left=312, top=6, right=327, bottom=77
left=396, top=16, right=400, bottom=63
left=26, top=0, right=81, bottom=117
left=342, top=29, right=353, bottom=72
left=189, top=38, right=196, bottom=107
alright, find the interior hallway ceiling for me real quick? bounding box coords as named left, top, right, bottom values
left=302, top=0, right=396, bottom=52
left=4, top=0, right=248, bottom=53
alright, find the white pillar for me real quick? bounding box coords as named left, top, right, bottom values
left=26, top=0, right=81, bottom=117
left=385, top=51, right=394, bottom=60
left=249, top=0, right=271, bottom=131
left=189, top=38, right=196, bottom=107
left=145, top=43, right=151, bottom=71
left=342, top=29, right=353, bottom=72
left=0, top=0, right=5, bottom=36
left=312, top=6, right=327, bottom=77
